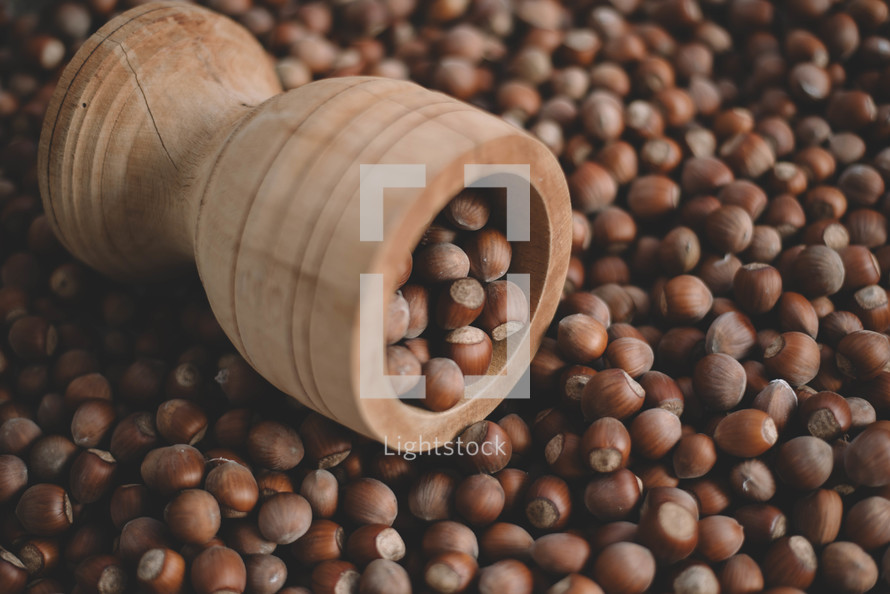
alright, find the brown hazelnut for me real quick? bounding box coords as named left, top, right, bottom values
left=257, top=493, right=312, bottom=544
left=69, top=449, right=116, bottom=504
left=734, top=504, right=787, bottom=545
left=761, top=536, right=817, bottom=590
left=422, top=521, right=478, bottom=559
left=705, top=311, right=756, bottom=359
left=775, top=436, right=833, bottom=490
left=844, top=496, right=890, bottom=550
left=581, top=417, right=631, bottom=473
left=454, top=473, right=505, bottom=526
left=693, top=353, right=746, bottom=411
left=524, top=475, right=571, bottom=531
left=592, top=542, right=655, bottom=594
left=626, top=175, right=680, bottom=220
left=569, top=161, right=618, bottom=214
left=604, top=337, right=654, bottom=377
left=821, top=542, right=878, bottom=594
left=478, top=280, right=528, bottom=341
left=360, top=559, right=410, bottom=594
left=15, top=484, right=72, bottom=536
left=673, top=433, right=717, bottom=479
left=763, top=331, right=821, bottom=386
left=697, top=515, right=744, bottom=562
left=190, top=546, right=246, bottom=594
left=164, top=489, right=221, bottom=545
left=421, top=358, right=464, bottom=412
left=345, top=524, right=405, bottom=565
left=791, top=489, right=843, bottom=546
left=581, top=368, right=645, bottom=420
left=445, top=189, right=490, bottom=231
left=629, top=408, right=681, bottom=459
left=530, top=533, right=590, bottom=575
left=205, top=461, right=258, bottom=519
left=637, top=496, right=699, bottom=564
left=798, top=390, right=852, bottom=439
left=844, top=424, right=890, bottom=486
left=414, top=243, right=470, bottom=283
left=557, top=313, right=608, bottom=363
left=477, top=559, right=532, bottom=594
left=409, top=471, right=457, bottom=522
left=137, top=548, right=185, bottom=594
left=342, top=478, right=397, bottom=526
left=583, top=468, right=641, bottom=522
left=713, top=409, right=778, bottom=458
left=657, top=274, right=713, bottom=323
left=443, top=327, right=492, bottom=376
left=290, top=519, right=345, bottom=565
left=140, top=444, right=205, bottom=495
left=74, top=554, right=127, bottom=594
left=246, top=421, right=304, bottom=471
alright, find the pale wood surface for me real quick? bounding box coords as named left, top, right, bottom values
left=38, top=2, right=572, bottom=449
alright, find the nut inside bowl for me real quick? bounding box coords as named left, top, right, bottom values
left=350, top=148, right=570, bottom=451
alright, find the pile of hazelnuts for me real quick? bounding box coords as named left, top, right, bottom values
left=387, top=188, right=529, bottom=411
left=3, top=0, right=890, bottom=593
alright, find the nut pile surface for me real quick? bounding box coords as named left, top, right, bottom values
left=2, top=0, right=890, bottom=593
left=388, top=187, right=530, bottom=411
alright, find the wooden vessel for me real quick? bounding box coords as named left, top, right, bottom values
left=38, top=2, right=571, bottom=449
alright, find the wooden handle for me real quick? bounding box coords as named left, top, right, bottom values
left=38, top=2, right=572, bottom=449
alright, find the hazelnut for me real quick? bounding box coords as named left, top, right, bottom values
left=478, top=280, right=528, bottom=341
left=626, top=175, right=680, bottom=219
left=290, top=520, right=345, bottom=565
left=477, top=559, right=532, bottom=594
left=414, top=243, right=470, bottom=283
left=658, top=274, right=713, bottom=323
left=713, top=409, right=778, bottom=457
left=583, top=468, right=641, bottom=522
left=592, top=542, right=655, bottom=594
left=15, top=484, right=73, bottom=536
left=342, top=478, right=397, bottom=526
left=443, top=327, right=492, bottom=376
left=164, top=489, right=221, bottom=545
left=463, top=229, right=511, bottom=283
left=581, top=368, right=645, bottom=420
left=697, top=515, right=744, bottom=562
left=557, top=314, right=608, bottom=363
left=581, top=417, right=631, bottom=473
left=454, top=473, right=505, bottom=526
left=140, top=444, right=205, bottom=495
left=422, top=521, right=479, bottom=559
left=257, top=493, right=312, bottom=544
left=190, top=547, right=246, bottom=594
left=529, top=533, right=590, bottom=575
left=693, top=353, right=746, bottom=411
left=775, top=436, right=833, bottom=490
left=821, top=542, right=878, bottom=594
left=791, top=489, right=843, bottom=546
left=444, top=189, right=490, bottom=231
left=345, top=523, right=406, bottom=565
left=421, top=358, right=464, bottom=412
left=844, top=496, right=890, bottom=550
left=763, top=332, right=821, bottom=386
left=761, top=536, right=817, bottom=590
left=478, top=522, right=531, bottom=561
left=136, top=548, right=186, bottom=594
left=524, top=475, right=571, bottom=531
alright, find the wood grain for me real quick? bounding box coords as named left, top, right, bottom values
left=38, top=2, right=572, bottom=449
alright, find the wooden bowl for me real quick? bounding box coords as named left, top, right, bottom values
left=38, top=2, right=571, bottom=450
